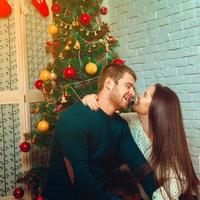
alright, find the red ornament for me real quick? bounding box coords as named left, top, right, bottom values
left=13, top=188, right=24, bottom=199
left=31, top=0, right=49, bottom=17
left=79, top=13, right=91, bottom=26
left=64, top=66, right=76, bottom=79
left=53, top=40, right=60, bottom=48
left=20, top=141, right=31, bottom=152
left=46, top=41, right=54, bottom=47
left=35, top=80, right=43, bottom=89
left=0, top=0, right=12, bottom=18
left=63, top=92, right=68, bottom=98
left=100, top=6, right=108, bottom=15
left=36, top=194, right=44, bottom=200
left=51, top=2, right=61, bottom=13
left=113, top=58, right=125, bottom=65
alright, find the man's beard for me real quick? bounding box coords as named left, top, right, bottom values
left=110, top=89, right=127, bottom=111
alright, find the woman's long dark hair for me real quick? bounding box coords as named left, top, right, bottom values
left=149, top=84, right=199, bottom=200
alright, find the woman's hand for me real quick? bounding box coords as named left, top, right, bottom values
left=82, top=94, right=100, bottom=111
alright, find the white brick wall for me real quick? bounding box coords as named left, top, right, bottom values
left=106, top=0, right=200, bottom=176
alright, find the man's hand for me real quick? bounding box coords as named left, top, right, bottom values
left=82, top=94, right=100, bottom=111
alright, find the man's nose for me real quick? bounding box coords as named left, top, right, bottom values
left=129, top=87, right=136, bottom=96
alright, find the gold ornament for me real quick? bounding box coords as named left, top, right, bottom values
left=39, top=70, right=50, bottom=81
left=64, top=45, right=71, bottom=51
left=80, top=28, right=84, bottom=32
left=72, top=18, right=80, bottom=27
left=67, top=40, right=72, bottom=45
left=85, top=62, right=98, bottom=75
left=72, top=20, right=76, bottom=26
left=61, top=95, right=67, bottom=103
left=75, top=21, right=80, bottom=27
left=48, top=24, right=59, bottom=35
left=99, top=39, right=103, bottom=43
left=74, top=40, right=80, bottom=50
left=37, top=120, right=49, bottom=133
left=49, top=71, right=57, bottom=81
left=92, top=43, right=96, bottom=48
left=86, top=31, right=90, bottom=36
left=58, top=53, right=64, bottom=59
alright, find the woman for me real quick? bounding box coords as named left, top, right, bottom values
left=82, top=83, right=200, bottom=200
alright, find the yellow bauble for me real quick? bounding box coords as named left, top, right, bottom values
left=48, top=24, right=59, bottom=35
left=40, top=70, right=50, bottom=81
left=85, top=62, right=97, bottom=75
left=37, top=120, right=49, bottom=133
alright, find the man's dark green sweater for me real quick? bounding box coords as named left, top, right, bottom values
left=45, top=103, right=157, bottom=200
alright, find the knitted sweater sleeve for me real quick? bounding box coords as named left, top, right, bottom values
left=119, top=120, right=157, bottom=199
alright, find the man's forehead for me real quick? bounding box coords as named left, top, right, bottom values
left=120, top=73, right=136, bottom=85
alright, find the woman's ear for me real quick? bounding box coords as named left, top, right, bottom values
left=104, top=77, right=115, bottom=91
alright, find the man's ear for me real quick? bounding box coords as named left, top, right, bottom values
left=104, top=77, right=115, bottom=91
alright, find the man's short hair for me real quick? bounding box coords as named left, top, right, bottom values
left=98, top=63, right=137, bottom=92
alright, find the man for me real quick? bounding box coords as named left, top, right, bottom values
left=45, top=63, right=157, bottom=200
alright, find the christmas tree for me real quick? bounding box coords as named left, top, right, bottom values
left=15, top=0, right=124, bottom=199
